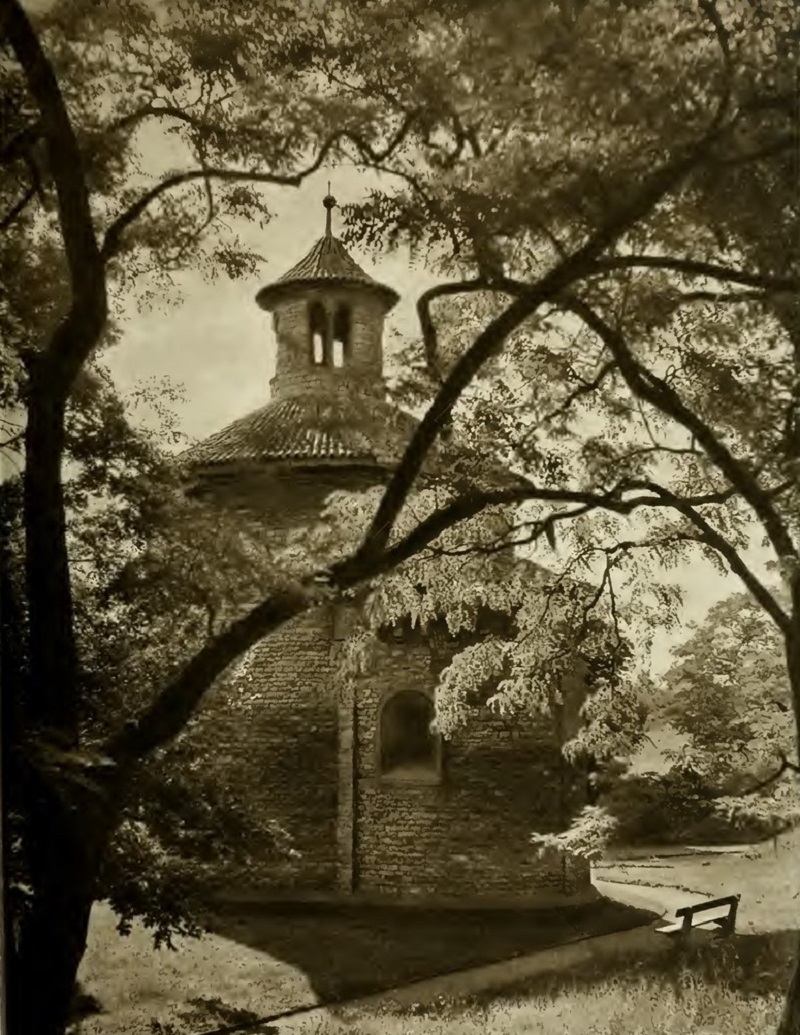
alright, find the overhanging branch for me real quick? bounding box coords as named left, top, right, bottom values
left=633, top=479, right=791, bottom=633
left=101, top=113, right=419, bottom=261
left=107, top=465, right=748, bottom=765
left=370, top=480, right=739, bottom=575
left=590, top=255, right=799, bottom=293
left=562, top=295, right=798, bottom=565
left=106, top=583, right=321, bottom=761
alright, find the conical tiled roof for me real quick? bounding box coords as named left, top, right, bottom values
left=257, top=191, right=398, bottom=311
left=256, top=235, right=399, bottom=311
left=182, top=392, right=419, bottom=469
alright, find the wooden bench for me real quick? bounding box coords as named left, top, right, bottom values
left=655, top=894, right=740, bottom=938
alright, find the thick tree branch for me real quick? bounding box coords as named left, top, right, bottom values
left=633, top=479, right=791, bottom=633
left=106, top=583, right=321, bottom=762
left=562, top=295, right=798, bottom=564
left=590, top=254, right=799, bottom=293
left=91, top=487, right=613, bottom=760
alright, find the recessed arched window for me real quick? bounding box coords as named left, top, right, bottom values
left=309, top=302, right=327, bottom=366
left=332, top=304, right=350, bottom=368
left=378, top=690, right=440, bottom=781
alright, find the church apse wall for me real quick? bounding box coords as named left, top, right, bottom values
left=185, top=603, right=590, bottom=905
left=350, top=629, right=590, bottom=904
left=186, top=607, right=340, bottom=893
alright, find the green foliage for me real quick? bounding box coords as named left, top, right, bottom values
left=531, top=805, right=619, bottom=862
left=97, top=758, right=296, bottom=949
left=99, top=819, right=207, bottom=950
left=597, top=593, right=799, bottom=846
left=320, top=484, right=650, bottom=816
left=603, top=767, right=788, bottom=846
left=659, top=592, right=794, bottom=784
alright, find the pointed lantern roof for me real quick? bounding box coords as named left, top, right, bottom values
left=256, top=188, right=399, bottom=312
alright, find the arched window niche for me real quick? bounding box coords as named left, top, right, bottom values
left=377, top=689, right=442, bottom=784
left=309, top=301, right=328, bottom=366
left=332, top=303, right=350, bottom=368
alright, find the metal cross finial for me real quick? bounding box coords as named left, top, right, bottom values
left=322, top=183, right=337, bottom=237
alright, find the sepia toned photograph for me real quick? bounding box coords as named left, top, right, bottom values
left=0, top=1, right=798, bottom=1033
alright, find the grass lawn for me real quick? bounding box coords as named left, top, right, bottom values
left=75, top=896, right=651, bottom=1034
left=327, top=937, right=790, bottom=1035
left=130, top=931, right=794, bottom=1035
left=73, top=832, right=800, bottom=1035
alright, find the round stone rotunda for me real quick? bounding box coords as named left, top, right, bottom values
left=181, top=194, right=593, bottom=907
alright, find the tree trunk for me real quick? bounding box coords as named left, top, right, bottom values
left=778, top=933, right=800, bottom=1035
left=23, top=378, right=79, bottom=738
left=8, top=764, right=119, bottom=1035
left=777, top=614, right=800, bottom=1035
left=10, top=876, right=95, bottom=1035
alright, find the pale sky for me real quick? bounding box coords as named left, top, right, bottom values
left=106, top=165, right=438, bottom=443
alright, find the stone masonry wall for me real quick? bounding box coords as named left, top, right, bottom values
left=185, top=607, right=340, bottom=891
left=182, top=600, right=590, bottom=903
left=353, top=632, right=591, bottom=903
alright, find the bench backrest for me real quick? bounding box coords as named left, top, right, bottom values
left=674, top=894, right=740, bottom=920
left=674, top=894, right=740, bottom=934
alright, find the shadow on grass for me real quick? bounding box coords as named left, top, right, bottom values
left=208, top=896, right=655, bottom=1005
left=460, top=928, right=799, bottom=1012
left=136, top=933, right=797, bottom=1035
left=147, top=997, right=279, bottom=1035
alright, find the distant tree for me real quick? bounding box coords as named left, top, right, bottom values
left=657, top=592, right=800, bottom=829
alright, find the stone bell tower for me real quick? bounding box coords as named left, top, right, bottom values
left=257, top=189, right=398, bottom=404
left=183, top=192, right=417, bottom=520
